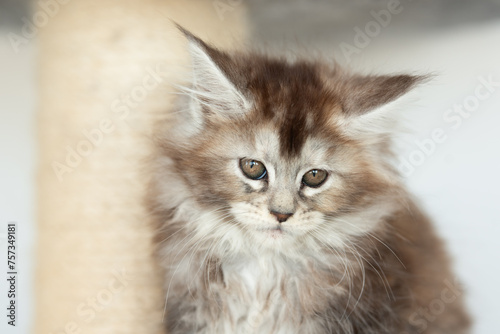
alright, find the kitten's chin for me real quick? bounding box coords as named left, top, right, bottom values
left=252, top=225, right=294, bottom=250
left=262, top=226, right=286, bottom=239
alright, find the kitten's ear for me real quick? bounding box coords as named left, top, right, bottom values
left=178, top=26, right=251, bottom=118
left=341, top=74, right=427, bottom=117
left=338, top=73, right=427, bottom=138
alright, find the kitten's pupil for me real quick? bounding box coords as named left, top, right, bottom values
left=302, top=169, right=328, bottom=188
left=240, top=158, right=267, bottom=180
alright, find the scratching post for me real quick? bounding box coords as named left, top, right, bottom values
left=36, top=1, right=247, bottom=333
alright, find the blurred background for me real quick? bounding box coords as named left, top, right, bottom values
left=1, top=0, right=499, bottom=333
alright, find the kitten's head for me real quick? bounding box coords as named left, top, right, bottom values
left=160, top=29, right=423, bottom=255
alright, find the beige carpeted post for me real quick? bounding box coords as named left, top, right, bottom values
left=36, top=1, right=247, bottom=333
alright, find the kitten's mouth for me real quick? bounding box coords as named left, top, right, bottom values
left=265, top=225, right=286, bottom=238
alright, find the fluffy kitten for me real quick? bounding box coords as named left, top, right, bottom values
left=148, top=28, right=471, bottom=334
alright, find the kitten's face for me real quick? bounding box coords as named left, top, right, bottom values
left=172, top=101, right=390, bottom=253
left=164, top=30, right=422, bottom=254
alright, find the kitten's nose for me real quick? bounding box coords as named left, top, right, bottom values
left=270, top=211, right=293, bottom=223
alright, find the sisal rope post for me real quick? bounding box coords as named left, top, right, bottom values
left=36, top=1, right=248, bottom=333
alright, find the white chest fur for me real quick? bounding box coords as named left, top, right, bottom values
left=215, top=256, right=318, bottom=334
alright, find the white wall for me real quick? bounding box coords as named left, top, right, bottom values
left=0, top=35, right=36, bottom=334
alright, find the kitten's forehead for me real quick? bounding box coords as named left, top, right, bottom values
left=245, top=60, right=340, bottom=158
left=253, top=127, right=331, bottom=168
left=254, top=127, right=280, bottom=158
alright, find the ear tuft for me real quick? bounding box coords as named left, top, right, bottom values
left=176, top=25, right=251, bottom=119
left=175, top=23, right=207, bottom=48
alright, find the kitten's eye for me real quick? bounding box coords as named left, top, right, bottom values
left=302, top=169, right=328, bottom=188
left=240, top=158, right=267, bottom=180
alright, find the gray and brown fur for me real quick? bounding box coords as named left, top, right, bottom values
left=147, top=29, right=471, bottom=334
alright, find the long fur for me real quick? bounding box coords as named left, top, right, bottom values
left=147, top=30, right=471, bottom=334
